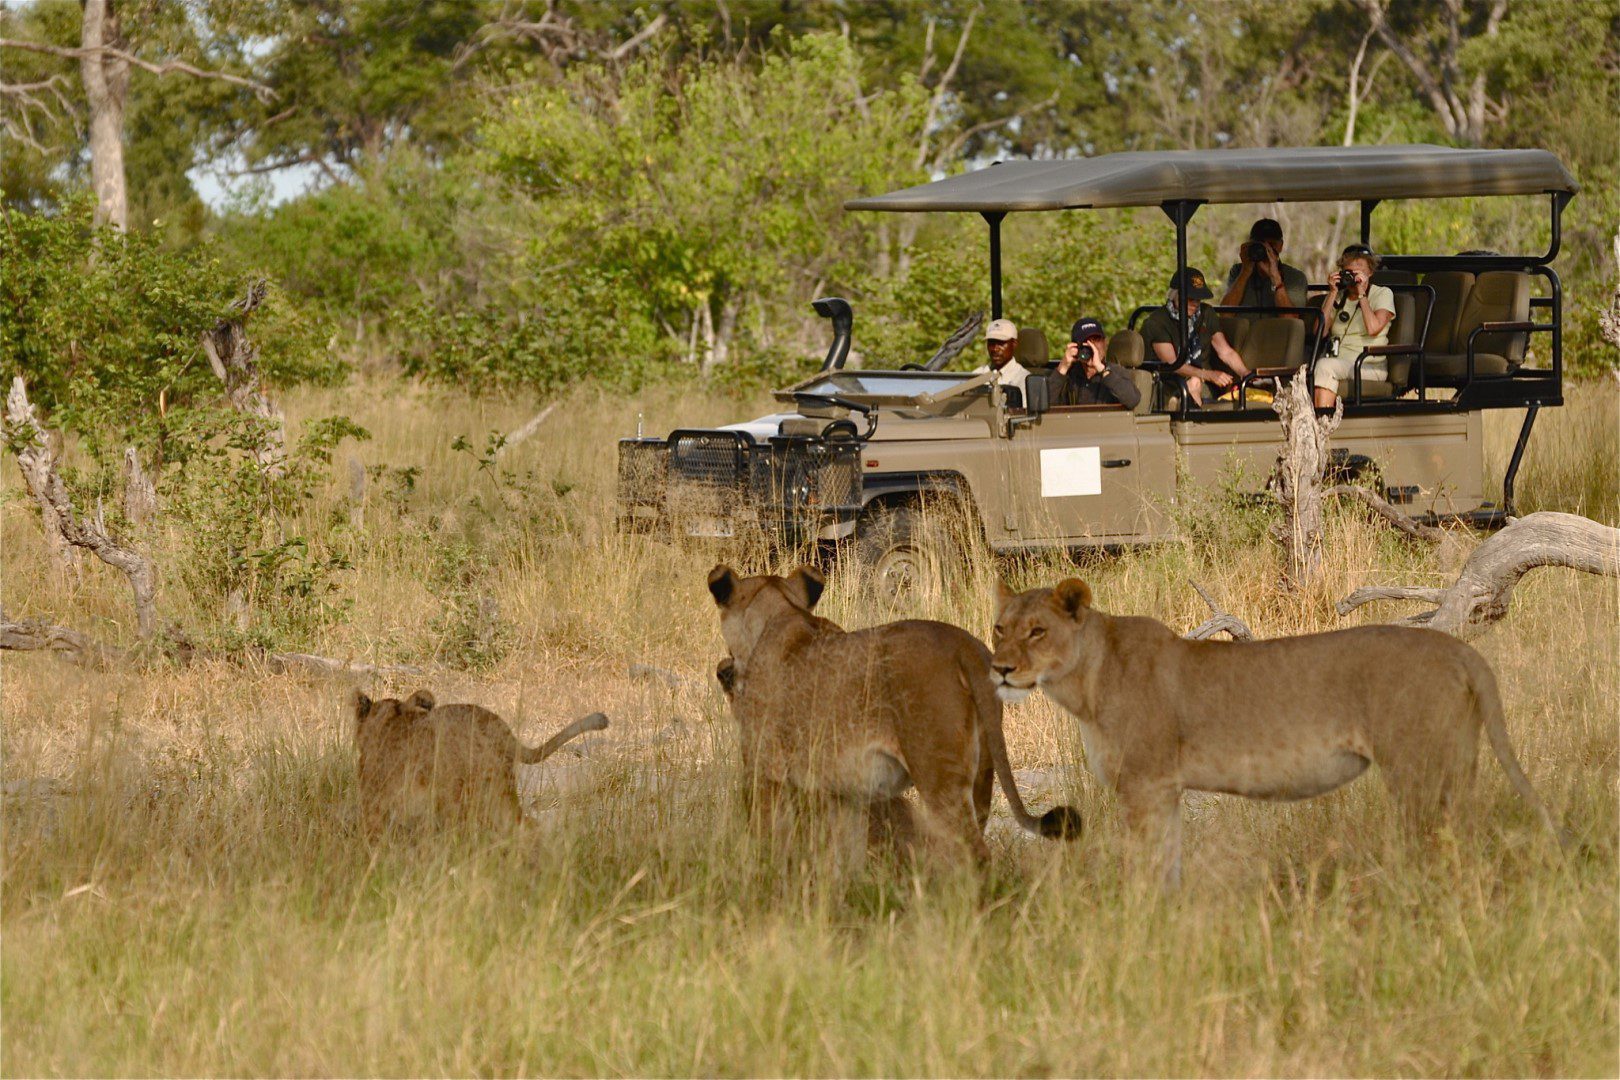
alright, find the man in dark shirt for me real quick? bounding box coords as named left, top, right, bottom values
left=1051, top=318, right=1141, bottom=409
left=1221, top=217, right=1309, bottom=311
left=1139, top=268, right=1251, bottom=404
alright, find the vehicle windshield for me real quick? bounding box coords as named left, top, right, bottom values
left=784, top=371, right=979, bottom=402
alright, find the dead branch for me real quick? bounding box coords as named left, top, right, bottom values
left=1600, top=230, right=1620, bottom=350
left=0, top=37, right=275, bottom=101
left=3, top=377, right=78, bottom=573
left=497, top=403, right=558, bottom=457
left=0, top=613, right=421, bottom=678
left=1185, top=580, right=1255, bottom=641
left=6, top=376, right=159, bottom=636
left=1336, top=511, right=1620, bottom=636
left=201, top=280, right=286, bottom=477
left=1327, top=483, right=1450, bottom=543
left=1270, top=367, right=1342, bottom=588
left=122, top=446, right=156, bottom=525
left=0, top=616, right=124, bottom=668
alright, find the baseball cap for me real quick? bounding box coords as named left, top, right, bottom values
left=1069, top=317, right=1106, bottom=343
left=1169, top=267, right=1214, bottom=300
left=985, top=318, right=1018, bottom=341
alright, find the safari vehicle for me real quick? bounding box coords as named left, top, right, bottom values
left=617, top=146, right=1578, bottom=586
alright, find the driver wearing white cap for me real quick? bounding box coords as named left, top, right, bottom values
left=974, top=318, right=1030, bottom=395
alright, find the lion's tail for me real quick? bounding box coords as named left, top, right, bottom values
left=968, top=656, right=1081, bottom=841
left=1471, top=657, right=1565, bottom=848
left=518, top=712, right=609, bottom=764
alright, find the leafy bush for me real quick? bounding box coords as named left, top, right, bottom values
left=0, top=198, right=338, bottom=466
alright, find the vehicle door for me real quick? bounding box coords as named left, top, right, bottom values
left=1000, top=406, right=1150, bottom=542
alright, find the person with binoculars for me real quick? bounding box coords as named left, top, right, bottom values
left=1221, top=218, right=1309, bottom=311
left=1050, top=317, right=1140, bottom=408
left=1312, top=247, right=1396, bottom=408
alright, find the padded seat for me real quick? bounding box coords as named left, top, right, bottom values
left=1373, top=268, right=1418, bottom=287
left=1242, top=317, right=1306, bottom=369
left=1423, top=270, right=1530, bottom=382
left=1217, top=315, right=1250, bottom=354
left=1418, top=270, right=1475, bottom=354
left=1105, top=329, right=1156, bottom=414
left=1015, top=327, right=1050, bottom=366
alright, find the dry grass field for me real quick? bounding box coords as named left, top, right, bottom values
left=3, top=376, right=1616, bottom=1076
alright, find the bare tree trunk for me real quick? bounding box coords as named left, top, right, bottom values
left=201, top=280, right=286, bottom=477
left=1337, top=512, right=1619, bottom=637
left=5, top=376, right=157, bottom=637
left=122, top=445, right=156, bottom=525
left=1600, top=230, right=1620, bottom=350
left=1270, top=367, right=1341, bottom=588
left=79, top=0, right=129, bottom=231
left=4, top=383, right=78, bottom=574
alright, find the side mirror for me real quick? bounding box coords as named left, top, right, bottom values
left=1021, top=374, right=1049, bottom=416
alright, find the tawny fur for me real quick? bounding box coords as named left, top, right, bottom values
left=989, top=578, right=1564, bottom=887
left=708, top=564, right=1079, bottom=865
left=352, top=689, right=607, bottom=836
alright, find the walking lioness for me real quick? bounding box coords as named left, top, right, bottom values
left=708, top=564, right=1080, bottom=863
left=989, top=578, right=1562, bottom=885
left=352, top=690, right=608, bottom=835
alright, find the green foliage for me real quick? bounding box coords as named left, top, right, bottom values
left=0, top=199, right=338, bottom=465
left=162, top=413, right=371, bottom=649
left=481, top=32, right=927, bottom=374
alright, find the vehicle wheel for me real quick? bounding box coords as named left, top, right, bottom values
left=852, top=504, right=959, bottom=599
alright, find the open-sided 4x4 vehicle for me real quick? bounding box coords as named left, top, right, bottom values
left=618, top=145, right=1578, bottom=587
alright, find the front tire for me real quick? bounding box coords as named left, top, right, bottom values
left=851, top=503, right=962, bottom=599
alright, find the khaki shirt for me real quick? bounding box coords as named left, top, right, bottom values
left=1329, top=284, right=1396, bottom=360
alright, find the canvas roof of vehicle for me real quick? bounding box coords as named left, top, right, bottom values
left=843, top=145, right=1577, bottom=213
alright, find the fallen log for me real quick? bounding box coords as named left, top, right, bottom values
left=1336, top=511, right=1620, bottom=636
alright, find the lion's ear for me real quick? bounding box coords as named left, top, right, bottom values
left=994, top=578, right=1018, bottom=612
left=708, top=565, right=738, bottom=606
left=788, top=565, right=825, bottom=610
left=1053, top=578, right=1093, bottom=618
left=406, top=690, right=436, bottom=711
left=351, top=690, right=373, bottom=719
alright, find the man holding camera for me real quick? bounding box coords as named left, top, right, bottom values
left=1051, top=317, right=1140, bottom=408
left=1221, top=218, right=1308, bottom=311
left=1140, top=268, right=1252, bottom=405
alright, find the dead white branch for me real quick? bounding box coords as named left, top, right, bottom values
left=3, top=377, right=78, bottom=573
left=201, top=280, right=286, bottom=477
left=4, top=377, right=158, bottom=635
left=122, top=446, right=156, bottom=525
left=1600, top=229, right=1620, bottom=350
left=0, top=37, right=275, bottom=100
left=1270, top=367, right=1342, bottom=588
left=497, top=403, right=558, bottom=457
left=1327, top=483, right=1449, bottom=543
left=0, top=615, right=124, bottom=668
left=1336, top=511, right=1620, bottom=637
left=1185, top=580, right=1255, bottom=641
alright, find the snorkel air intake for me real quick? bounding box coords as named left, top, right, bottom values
left=813, top=297, right=853, bottom=371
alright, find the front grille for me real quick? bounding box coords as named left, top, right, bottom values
left=668, top=430, right=752, bottom=490
left=617, top=439, right=668, bottom=509
left=769, top=437, right=861, bottom=512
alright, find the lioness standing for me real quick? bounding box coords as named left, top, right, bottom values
left=708, top=564, right=1080, bottom=864
left=989, top=579, right=1562, bottom=886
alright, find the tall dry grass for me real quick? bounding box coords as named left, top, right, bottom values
left=3, top=377, right=1616, bottom=1076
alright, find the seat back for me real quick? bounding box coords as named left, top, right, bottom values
left=1419, top=270, right=1475, bottom=354
left=1383, top=288, right=1420, bottom=389
left=1373, top=268, right=1418, bottom=287
left=1243, top=317, right=1306, bottom=369
left=1015, top=327, right=1050, bottom=366
left=1217, top=314, right=1250, bottom=354
left=1457, top=270, right=1532, bottom=363
left=1105, top=329, right=1155, bottom=414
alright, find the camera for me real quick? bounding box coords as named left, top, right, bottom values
left=1243, top=240, right=1269, bottom=263
left=1334, top=269, right=1357, bottom=292
left=1076, top=342, right=1097, bottom=365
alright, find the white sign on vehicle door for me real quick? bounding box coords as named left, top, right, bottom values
left=1039, top=446, right=1102, bottom=498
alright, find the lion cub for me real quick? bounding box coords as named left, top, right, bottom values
left=352, top=689, right=608, bottom=835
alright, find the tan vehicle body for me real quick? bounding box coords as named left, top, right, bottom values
left=845, top=392, right=1484, bottom=551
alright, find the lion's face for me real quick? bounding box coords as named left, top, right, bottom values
left=990, top=579, right=1094, bottom=702
left=707, top=564, right=825, bottom=661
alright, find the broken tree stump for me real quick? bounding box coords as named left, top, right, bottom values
left=1270, top=366, right=1342, bottom=588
